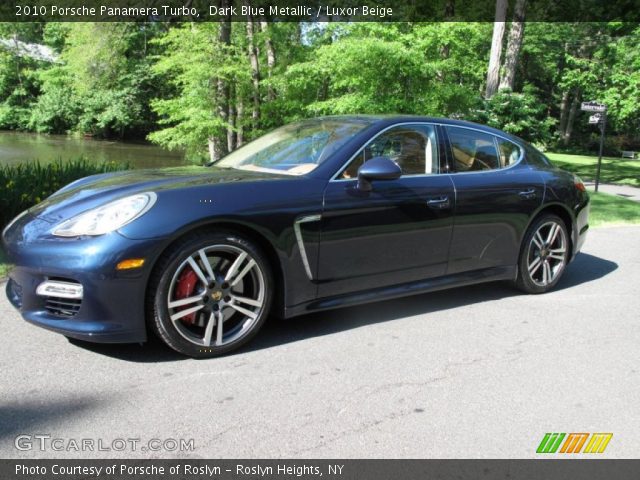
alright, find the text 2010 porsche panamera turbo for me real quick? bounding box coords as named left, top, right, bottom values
left=3, top=116, right=589, bottom=357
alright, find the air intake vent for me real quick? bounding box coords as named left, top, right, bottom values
left=45, top=297, right=82, bottom=318
left=36, top=278, right=83, bottom=318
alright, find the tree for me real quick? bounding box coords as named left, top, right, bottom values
left=278, top=23, right=488, bottom=120
left=485, top=0, right=507, bottom=98
left=599, top=24, right=640, bottom=136
left=148, top=21, right=251, bottom=162
left=260, top=20, right=276, bottom=102
left=29, top=22, right=164, bottom=137
left=473, top=86, right=556, bottom=144
left=2, top=20, right=639, bottom=159
left=211, top=5, right=232, bottom=162
left=499, top=0, right=527, bottom=91
left=245, top=17, right=260, bottom=131
left=0, top=23, right=46, bottom=130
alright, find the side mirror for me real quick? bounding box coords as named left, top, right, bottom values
left=357, top=156, right=402, bottom=192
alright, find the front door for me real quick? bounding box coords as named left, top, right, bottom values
left=317, top=123, right=455, bottom=298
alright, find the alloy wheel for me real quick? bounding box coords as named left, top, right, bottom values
left=526, top=220, right=567, bottom=287
left=166, top=245, right=266, bottom=347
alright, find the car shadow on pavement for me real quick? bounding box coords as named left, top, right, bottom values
left=246, top=282, right=519, bottom=353
left=243, top=251, right=618, bottom=354
left=66, top=333, right=187, bottom=363
left=554, top=252, right=618, bottom=291
left=0, top=397, right=100, bottom=441
left=67, top=252, right=617, bottom=361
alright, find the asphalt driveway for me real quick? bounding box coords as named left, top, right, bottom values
left=0, top=226, right=638, bottom=458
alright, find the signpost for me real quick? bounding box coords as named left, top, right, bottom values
left=581, top=101, right=607, bottom=192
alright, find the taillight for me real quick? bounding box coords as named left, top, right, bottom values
left=574, top=175, right=586, bottom=192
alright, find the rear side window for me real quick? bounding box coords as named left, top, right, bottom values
left=447, top=127, right=500, bottom=172
left=497, top=138, right=522, bottom=167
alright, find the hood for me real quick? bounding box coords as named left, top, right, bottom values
left=28, top=165, right=289, bottom=223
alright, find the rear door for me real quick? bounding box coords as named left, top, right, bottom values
left=444, top=125, right=544, bottom=274
left=316, top=123, right=456, bottom=298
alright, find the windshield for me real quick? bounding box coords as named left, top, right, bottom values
left=215, top=118, right=373, bottom=175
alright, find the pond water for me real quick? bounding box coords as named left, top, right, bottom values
left=0, top=131, right=188, bottom=169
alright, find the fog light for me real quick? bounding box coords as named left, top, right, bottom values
left=36, top=280, right=83, bottom=299
left=116, top=258, right=145, bottom=270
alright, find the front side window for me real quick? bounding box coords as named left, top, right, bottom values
left=216, top=118, right=373, bottom=176
left=447, top=127, right=500, bottom=172
left=338, top=124, right=439, bottom=179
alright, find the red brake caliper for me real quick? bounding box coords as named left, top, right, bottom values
left=174, top=267, right=198, bottom=324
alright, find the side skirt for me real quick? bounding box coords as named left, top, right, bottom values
left=284, top=265, right=517, bottom=318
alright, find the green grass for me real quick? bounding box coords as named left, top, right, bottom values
left=546, top=152, right=640, bottom=226
left=546, top=152, right=640, bottom=187
left=589, top=191, right=640, bottom=228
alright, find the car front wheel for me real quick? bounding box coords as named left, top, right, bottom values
left=148, top=231, right=273, bottom=357
left=516, top=214, right=569, bottom=294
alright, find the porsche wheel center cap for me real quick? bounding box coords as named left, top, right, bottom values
left=211, top=291, right=223, bottom=302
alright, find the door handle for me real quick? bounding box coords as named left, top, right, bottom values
left=518, top=188, right=537, bottom=199
left=426, top=196, right=450, bottom=209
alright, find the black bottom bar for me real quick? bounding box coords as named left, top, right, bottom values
left=3, top=459, right=639, bottom=480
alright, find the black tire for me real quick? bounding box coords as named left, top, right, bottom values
left=515, top=214, right=569, bottom=294
left=147, top=230, right=273, bottom=358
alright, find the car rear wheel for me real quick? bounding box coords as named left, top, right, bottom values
left=516, top=214, right=569, bottom=294
left=148, top=231, right=272, bottom=358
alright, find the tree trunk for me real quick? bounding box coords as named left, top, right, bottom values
left=436, top=3, right=454, bottom=81
left=562, top=89, right=581, bottom=146
left=246, top=18, right=261, bottom=130
left=208, top=134, right=227, bottom=163
left=499, top=0, right=527, bottom=91
left=293, top=23, right=302, bottom=45
left=485, top=0, right=508, bottom=99
left=209, top=2, right=231, bottom=163
left=558, top=90, right=570, bottom=138
left=556, top=42, right=570, bottom=138
left=318, top=77, right=329, bottom=102
left=227, top=82, right=236, bottom=152
left=444, top=0, right=455, bottom=17
left=260, top=19, right=276, bottom=101
left=236, top=96, right=244, bottom=147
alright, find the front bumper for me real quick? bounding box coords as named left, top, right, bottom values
left=3, top=220, right=168, bottom=343
left=573, top=194, right=590, bottom=259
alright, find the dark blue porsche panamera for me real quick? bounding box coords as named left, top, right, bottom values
left=2, top=116, right=589, bottom=357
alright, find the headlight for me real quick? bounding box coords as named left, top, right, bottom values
left=53, top=192, right=157, bottom=237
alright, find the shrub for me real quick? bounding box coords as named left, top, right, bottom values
left=0, top=157, right=129, bottom=229
left=470, top=86, right=556, bottom=146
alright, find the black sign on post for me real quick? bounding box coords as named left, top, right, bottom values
left=581, top=101, right=607, bottom=113
left=581, top=101, right=607, bottom=192
left=588, top=113, right=601, bottom=124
